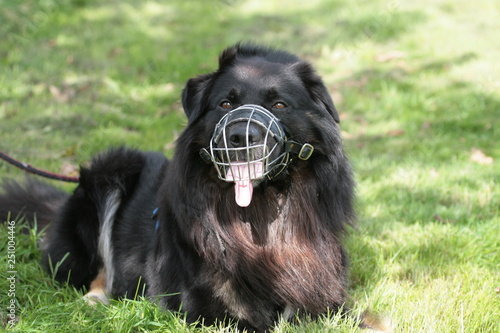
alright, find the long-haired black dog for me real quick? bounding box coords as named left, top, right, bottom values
left=0, top=43, right=358, bottom=332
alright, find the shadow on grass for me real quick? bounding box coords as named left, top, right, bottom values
left=341, top=52, right=498, bottom=162
left=338, top=52, right=499, bottom=293
left=342, top=55, right=499, bottom=231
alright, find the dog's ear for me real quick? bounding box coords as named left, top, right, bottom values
left=219, top=44, right=239, bottom=68
left=182, top=45, right=241, bottom=123
left=181, top=73, right=214, bottom=124
left=293, top=62, right=340, bottom=123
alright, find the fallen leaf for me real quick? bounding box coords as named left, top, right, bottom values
left=430, top=168, right=439, bottom=178
left=470, top=148, right=493, bottom=165
left=331, top=91, right=344, bottom=106
left=62, top=145, right=77, bottom=157
left=108, top=47, right=123, bottom=58
left=163, top=83, right=175, bottom=93
left=341, top=130, right=355, bottom=139
left=49, top=85, right=75, bottom=103
left=386, top=129, right=405, bottom=137
left=61, top=162, right=79, bottom=177
left=421, top=122, right=432, bottom=130
left=433, top=214, right=456, bottom=224
left=376, top=50, right=406, bottom=62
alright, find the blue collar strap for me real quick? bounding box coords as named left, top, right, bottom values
left=152, top=208, right=160, bottom=232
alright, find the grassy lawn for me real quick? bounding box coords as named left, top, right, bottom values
left=1, top=0, right=499, bottom=332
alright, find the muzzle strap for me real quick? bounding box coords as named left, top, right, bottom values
left=285, top=141, right=314, bottom=160
left=200, top=148, right=213, bottom=164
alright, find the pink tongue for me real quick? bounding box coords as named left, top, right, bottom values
left=226, top=163, right=263, bottom=207
left=234, top=179, right=253, bottom=207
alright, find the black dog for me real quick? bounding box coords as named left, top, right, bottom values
left=0, top=43, right=357, bottom=332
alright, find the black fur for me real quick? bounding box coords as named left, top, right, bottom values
left=0, top=178, right=68, bottom=230
left=0, top=43, right=355, bottom=332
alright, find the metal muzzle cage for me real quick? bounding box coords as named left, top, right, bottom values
left=200, top=104, right=315, bottom=183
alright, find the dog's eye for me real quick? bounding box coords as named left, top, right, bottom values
left=273, top=102, right=287, bottom=109
left=220, top=101, right=232, bottom=109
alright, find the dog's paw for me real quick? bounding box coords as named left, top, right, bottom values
left=359, top=311, right=393, bottom=333
left=83, top=290, right=110, bottom=306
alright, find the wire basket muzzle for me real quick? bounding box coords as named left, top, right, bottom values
left=203, top=104, right=290, bottom=182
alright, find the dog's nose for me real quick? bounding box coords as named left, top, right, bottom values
left=228, top=122, right=262, bottom=147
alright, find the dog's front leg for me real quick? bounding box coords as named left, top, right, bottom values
left=83, top=268, right=109, bottom=305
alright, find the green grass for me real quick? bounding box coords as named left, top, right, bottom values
left=1, top=0, right=499, bottom=332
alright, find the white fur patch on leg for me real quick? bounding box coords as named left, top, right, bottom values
left=98, top=190, right=121, bottom=294
left=83, top=190, right=121, bottom=306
